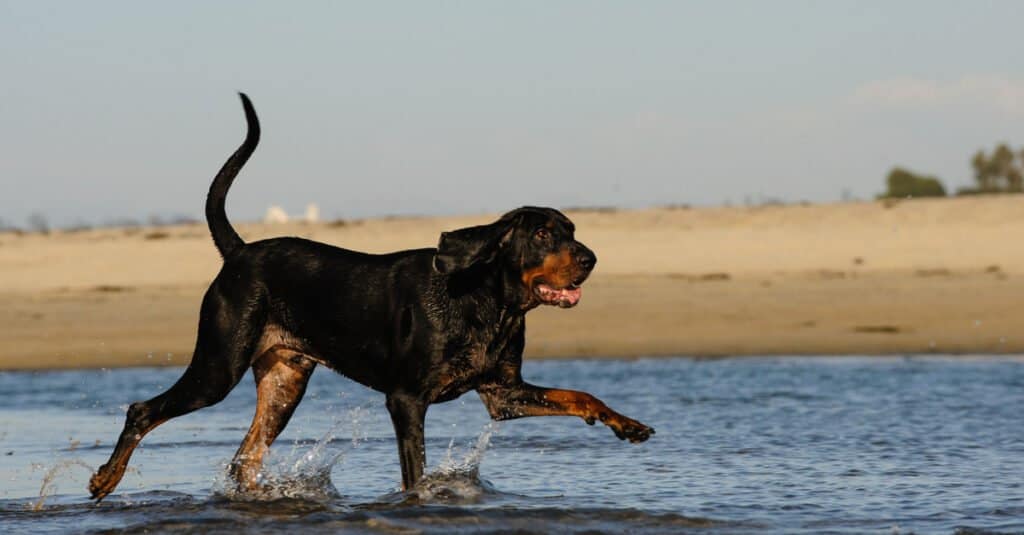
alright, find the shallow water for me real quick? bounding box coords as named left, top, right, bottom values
left=2, top=357, right=1023, bottom=534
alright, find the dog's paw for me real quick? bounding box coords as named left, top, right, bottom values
left=88, top=467, right=114, bottom=501
left=88, top=462, right=126, bottom=502
left=609, top=417, right=655, bottom=443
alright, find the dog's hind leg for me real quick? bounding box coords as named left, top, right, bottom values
left=229, top=348, right=316, bottom=491
left=88, top=286, right=260, bottom=501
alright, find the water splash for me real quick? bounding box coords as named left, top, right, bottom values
left=213, top=406, right=370, bottom=502
left=409, top=422, right=500, bottom=503
left=31, top=459, right=94, bottom=511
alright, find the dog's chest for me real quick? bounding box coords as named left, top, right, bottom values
left=429, top=311, right=521, bottom=403
left=431, top=343, right=497, bottom=402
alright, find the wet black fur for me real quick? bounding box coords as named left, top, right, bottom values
left=90, top=94, right=652, bottom=499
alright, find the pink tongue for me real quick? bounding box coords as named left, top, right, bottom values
left=559, top=287, right=582, bottom=306
left=538, top=284, right=582, bottom=306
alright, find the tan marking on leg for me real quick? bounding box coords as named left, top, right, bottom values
left=540, top=389, right=653, bottom=441
left=541, top=388, right=610, bottom=421
left=230, top=347, right=315, bottom=490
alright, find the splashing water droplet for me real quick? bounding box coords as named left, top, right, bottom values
left=213, top=405, right=372, bottom=502
left=410, top=422, right=500, bottom=503
left=31, top=459, right=94, bottom=511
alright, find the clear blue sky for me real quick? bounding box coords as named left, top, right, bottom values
left=2, top=1, right=1023, bottom=227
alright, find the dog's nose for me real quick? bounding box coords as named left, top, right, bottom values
left=576, top=247, right=597, bottom=271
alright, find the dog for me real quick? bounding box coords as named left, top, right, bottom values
left=88, top=94, right=654, bottom=501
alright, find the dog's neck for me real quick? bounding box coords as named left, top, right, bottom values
left=438, top=261, right=529, bottom=323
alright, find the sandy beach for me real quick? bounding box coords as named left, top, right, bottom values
left=2, top=195, right=1023, bottom=370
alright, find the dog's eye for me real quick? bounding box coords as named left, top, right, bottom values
left=534, top=228, right=551, bottom=241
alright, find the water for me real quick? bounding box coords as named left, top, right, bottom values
left=2, top=357, right=1024, bottom=534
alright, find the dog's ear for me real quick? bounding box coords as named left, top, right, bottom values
left=434, top=220, right=515, bottom=274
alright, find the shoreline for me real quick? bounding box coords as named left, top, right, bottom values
left=3, top=196, right=1023, bottom=370
left=5, top=354, right=1024, bottom=374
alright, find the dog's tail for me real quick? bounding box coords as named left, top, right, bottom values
left=206, top=92, right=259, bottom=258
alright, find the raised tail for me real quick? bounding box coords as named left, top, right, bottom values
left=206, top=92, right=260, bottom=258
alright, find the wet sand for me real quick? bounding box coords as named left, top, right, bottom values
left=2, top=195, right=1023, bottom=369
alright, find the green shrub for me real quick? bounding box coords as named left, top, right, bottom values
left=880, top=167, right=947, bottom=198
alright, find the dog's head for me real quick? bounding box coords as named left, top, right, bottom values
left=433, top=206, right=596, bottom=309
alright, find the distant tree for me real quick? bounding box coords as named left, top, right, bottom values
left=880, top=167, right=947, bottom=199
left=971, top=150, right=995, bottom=192
left=964, top=143, right=1024, bottom=194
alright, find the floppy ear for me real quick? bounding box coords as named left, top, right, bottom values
left=433, top=220, right=515, bottom=274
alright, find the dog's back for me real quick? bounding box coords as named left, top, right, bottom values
left=220, top=237, right=442, bottom=379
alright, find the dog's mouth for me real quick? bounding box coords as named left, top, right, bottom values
left=534, top=282, right=583, bottom=308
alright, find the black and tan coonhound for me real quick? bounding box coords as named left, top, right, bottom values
left=88, top=94, right=654, bottom=501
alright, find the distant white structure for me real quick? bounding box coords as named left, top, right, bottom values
left=304, top=203, right=320, bottom=223
left=263, top=203, right=320, bottom=224
left=264, top=205, right=289, bottom=224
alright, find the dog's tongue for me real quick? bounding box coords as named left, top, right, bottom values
left=537, top=284, right=582, bottom=307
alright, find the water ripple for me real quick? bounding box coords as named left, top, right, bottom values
left=2, top=357, right=1024, bottom=533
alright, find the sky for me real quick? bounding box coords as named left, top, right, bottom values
left=2, top=1, right=1024, bottom=228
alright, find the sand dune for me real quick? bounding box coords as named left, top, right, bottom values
left=2, top=195, right=1022, bottom=369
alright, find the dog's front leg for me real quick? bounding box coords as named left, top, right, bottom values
left=386, top=393, right=427, bottom=490
left=477, top=383, right=654, bottom=443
